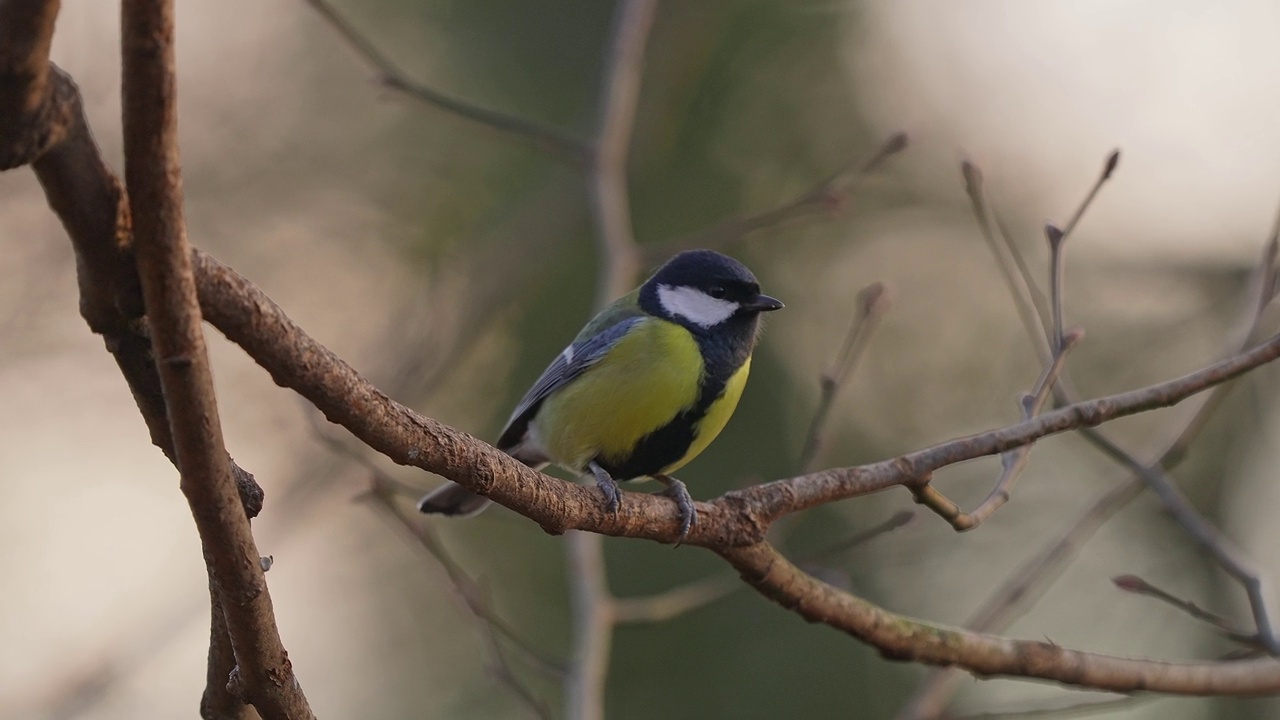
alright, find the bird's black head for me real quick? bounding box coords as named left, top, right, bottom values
left=638, top=249, right=783, bottom=333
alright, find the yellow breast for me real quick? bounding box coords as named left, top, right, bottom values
left=533, top=319, right=704, bottom=471
left=661, top=356, right=750, bottom=475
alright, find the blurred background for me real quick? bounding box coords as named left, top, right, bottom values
left=3, top=0, right=1280, bottom=718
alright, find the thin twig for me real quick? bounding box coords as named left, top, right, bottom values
left=1087, top=436, right=1280, bottom=653
left=362, top=483, right=562, bottom=714
left=992, top=207, right=1052, bottom=351
left=299, top=0, right=588, bottom=162
left=565, top=531, right=615, bottom=720
left=307, top=413, right=566, bottom=675
left=1112, top=575, right=1259, bottom=647
left=1059, top=149, right=1120, bottom=240
left=1045, top=224, right=1068, bottom=354
left=897, top=158, right=1272, bottom=720
left=963, top=161, right=1052, bottom=358
left=647, top=132, right=908, bottom=262
left=1048, top=150, right=1117, bottom=351
left=798, top=510, right=916, bottom=564
left=612, top=574, right=741, bottom=624
left=910, top=327, right=1083, bottom=530
left=797, top=282, right=891, bottom=472
left=613, top=508, right=916, bottom=625
left=947, top=693, right=1151, bottom=720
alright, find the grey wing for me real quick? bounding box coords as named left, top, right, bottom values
left=495, top=316, right=643, bottom=451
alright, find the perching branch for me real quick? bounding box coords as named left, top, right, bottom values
left=190, top=246, right=1280, bottom=692
left=192, top=240, right=1280, bottom=547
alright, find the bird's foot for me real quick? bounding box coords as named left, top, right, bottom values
left=589, top=461, right=621, bottom=515
left=655, top=475, right=696, bottom=546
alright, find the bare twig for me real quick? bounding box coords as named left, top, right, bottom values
left=898, top=157, right=1272, bottom=719
left=613, top=509, right=916, bottom=625
left=1090, top=440, right=1280, bottom=653
left=565, top=2, right=659, bottom=716
left=910, top=327, right=1083, bottom=530
left=793, top=509, right=917, bottom=574
left=1060, top=150, right=1120, bottom=240
left=1047, top=150, right=1117, bottom=350
left=299, top=0, right=587, bottom=162
left=947, top=693, right=1151, bottom=720
left=307, top=413, right=566, bottom=677
left=797, top=282, right=891, bottom=472
left=584, top=0, right=653, bottom=304
left=361, top=480, right=560, bottom=716
left=120, top=2, right=310, bottom=716
left=612, top=574, right=741, bottom=624
left=963, top=161, right=1051, bottom=357
left=647, top=132, right=908, bottom=261
left=1112, top=575, right=1258, bottom=647
left=564, top=530, right=616, bottom=720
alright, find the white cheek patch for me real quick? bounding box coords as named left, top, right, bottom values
left=657, top=284, right=738, bottom=328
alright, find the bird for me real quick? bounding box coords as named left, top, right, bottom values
left=417, top=249, right=782, bottom=542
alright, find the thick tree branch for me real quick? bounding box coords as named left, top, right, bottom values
left=120, top=1, right=311, bottom=717
left=720, top=542, right=1280, bottom=695
left=1, top=2, right=272, bottom=716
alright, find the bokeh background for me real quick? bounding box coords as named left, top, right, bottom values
left=3, top=1, right=1280, bottom=718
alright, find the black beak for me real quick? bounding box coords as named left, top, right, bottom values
left=744, top=293, right=784, bottom=312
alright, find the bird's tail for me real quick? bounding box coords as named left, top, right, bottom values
left=417, top=481, right=492, bottom=517
left=417, top=448, right=548, bottom=517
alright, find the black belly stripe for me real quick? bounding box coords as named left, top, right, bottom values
left=596, top=315, right=758, bottom=480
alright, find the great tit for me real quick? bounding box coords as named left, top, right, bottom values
left=417, top=249, right=782, bottom=540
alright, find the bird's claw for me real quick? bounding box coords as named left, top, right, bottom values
left=658, top=477, right=697, bottom=546
left=590, top=462, right=622, bottom=516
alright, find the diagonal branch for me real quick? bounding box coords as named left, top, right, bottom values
left=120, top=1, right=311, bottom=717
left=720, top=541, right=1280, bottom=695
left=191, top=247, right=1280, bottom=693
left=299, top=0, right=588, bottom=162
left=1, top=2, right=268, bottom=717
left=646, top=131, right=908, bottom=262
left=910, top=326, right=1083, bottom=530
left=193, top=242, right=1280, bottom=546
left=797, top=282, right=891, bottom=472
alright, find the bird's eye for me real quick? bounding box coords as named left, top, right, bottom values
left=707, top=285, right=727, bottom=299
